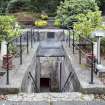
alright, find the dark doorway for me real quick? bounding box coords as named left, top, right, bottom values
left=40, top=78, right=50, bottom=92
left=47, top=32, right=54, bottom=39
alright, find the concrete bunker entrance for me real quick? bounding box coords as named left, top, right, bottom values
left=36, top=41, right=65, bottom=92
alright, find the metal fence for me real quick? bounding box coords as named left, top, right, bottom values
left=0, top=27, right=38, bottom=85
left=65, top=28, right=95, bottom=84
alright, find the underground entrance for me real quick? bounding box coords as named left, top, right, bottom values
left=40, top=78, right=50, bottom=92
left=34, top=40, right=75, bottom=93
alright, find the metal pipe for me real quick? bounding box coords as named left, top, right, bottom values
left=73, top=30, right=75, bottom=54
left=79, top=35, right=81, bottom=64
left=90, top=42, right=94, bottom=84
left=60, top=62, right=62, bottom=92
left=27, top=31, right=29, bottom=54
left=20, top=36, right=22, bottom=65
left=31, top=28, right=33, bottom=48
left=6, top=43, right=9, bottom=85
left=69, top=29, right=70, bottom=47
left=29, top=72, right=39, bottom=92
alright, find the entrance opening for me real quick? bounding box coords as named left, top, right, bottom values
left=40, top=78, right=50, bottom=92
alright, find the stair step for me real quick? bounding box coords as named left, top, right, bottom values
left=6, top=92, right=94, bottom=101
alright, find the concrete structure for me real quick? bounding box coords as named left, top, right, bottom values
left=0, top=29, right=105, bottom=95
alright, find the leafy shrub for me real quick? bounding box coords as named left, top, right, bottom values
left=0, top=15, right=21, bottom=42
left=41, top=14, right=48, bottom=20
left=35, top=20, right=48, bottom=28
left=74, top=11, right=104, bottom=39
left=7, top=0, right=30, bottom=13
left=56, top=0, right=99, bottom=28
left=54, top=19, right=61, bottom=28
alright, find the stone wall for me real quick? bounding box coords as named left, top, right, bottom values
left=33, top=30, right=65, bottom=41
left=21, top=46, right=39, bottom=93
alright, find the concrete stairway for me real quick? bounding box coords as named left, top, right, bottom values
left=6, top=92, right=94, bottom=101
left=0, top=92, right=105, bottom=105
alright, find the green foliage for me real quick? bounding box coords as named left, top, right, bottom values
left=54, top=19, right=61, bottom=28
left=41, top=14, right=48, bottom=20
left=35, top=20, right=48, bottom=28
left=74, top=11, right=104, bottom=39
left=56, top=0, right=99, bottom=28
left=30, top=0, right=61, bottom=14
left=7, top=0, right=30, bottom=13
left=0, top=15, right=21, bottom=42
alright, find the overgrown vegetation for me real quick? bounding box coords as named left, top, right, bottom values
left=0, top=15, right=21, bottom=43
left=0, top=0, right=62, bottom=16
left=56, top=0, right=99, bottom=28
left=35, top=20, right=48, bottom=28
left=74, top=11, right=104, bottom=38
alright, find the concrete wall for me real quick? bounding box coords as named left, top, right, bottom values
left=33, top=31, right=64, bottom=41
left=21, top=52, right=37, bottom=93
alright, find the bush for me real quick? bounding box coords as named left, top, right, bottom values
left=54, top=19, right=61, bottom=28
left=35, top=20, right=48, bottom=28
left=56, top=0, right=99, bottom=28
left=41, top=14, right=48, bottom=20
left=0, top=15, right=21, bottom=43
left=74, top=11, right=104, bottom=39
left=7, top=0, right=30, bottom=13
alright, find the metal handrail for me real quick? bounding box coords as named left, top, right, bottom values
left=61, top=72, right=74, bottom=92
left=29, top=72, right=40, bottom=93
left=71, top=31, right=95, bottom=84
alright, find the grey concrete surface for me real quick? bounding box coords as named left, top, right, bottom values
left=0, top=43, right=39, bottom=94
left=63, top=42, right=105, bottom=94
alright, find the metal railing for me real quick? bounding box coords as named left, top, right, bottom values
left=61, top=72, right=74, bottom=92
left=66, top=28, right=95, bottom=84
left=29, top=72, right=40, bottom=93
left=3, top=27, right=36, bottom=85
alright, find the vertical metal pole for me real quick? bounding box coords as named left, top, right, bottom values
left=37, top=30, right=40, bottom=41
left=60, top=62, right=62, bottom=92
left=97, top=37, right=101, bottom=64
left=31, top=28, right=33, bottom=48
left=27, top=31, right=29, bottom=54
left=73, top=30, right=75, bottom=54
left=90, top=42, right=94, bottom=84
left=69, top=29, right=70, bottom=47
left=20, top=36, right=22, bottom=65
left=79, top=35, right=81, bottom=64
left=6, top=43, right=9, bottom=85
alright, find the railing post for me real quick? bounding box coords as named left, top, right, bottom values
left=90, top=42, right=94, bottom=84
left=60, top=62, right=62, bottom=92
left=69, top=29, right=70, bottom=47
left=37, top=31, right=39, bottom=41
left=27, top=31, right=29, bottom=54
left=20, top=35, right=22, bottom=65
left=79, top=35, right=81, bottom=64
left=31, top=28, right=33, bottom=48
left=73, top=30, right=75, bottom=54
left=6, top=42, right=9, bottom=85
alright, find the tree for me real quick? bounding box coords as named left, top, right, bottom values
left=74, top=11, right=104, bottom=38
left=56, top=0, right=99, bottom=28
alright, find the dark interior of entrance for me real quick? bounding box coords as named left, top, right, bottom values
left=40, top=78, right=50, bottom=92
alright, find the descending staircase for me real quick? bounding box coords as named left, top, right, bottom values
left=0, top=92, right=104, bottom=105
left=6, top=92, right=94, bottom=101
